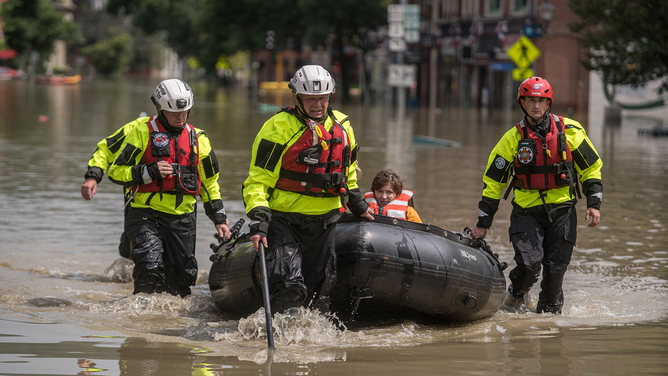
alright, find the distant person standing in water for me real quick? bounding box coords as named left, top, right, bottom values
left=109, top=79, right=231, bottom=297
left=470, top=77, right=603, bottom=314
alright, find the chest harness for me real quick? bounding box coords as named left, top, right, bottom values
left=274, top=106, right=354, bottom=207
left=504, top=114, right=580, bottom=221
left=135, top=116, right=201, bottom=208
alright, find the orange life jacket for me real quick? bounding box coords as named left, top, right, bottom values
left=137, top=116, right=200, bottom=196
left=275, top=107, right=352, bottom=197
left=513, top=114, right=575, bottom=191
left=364, top=190, right=414, bottom=220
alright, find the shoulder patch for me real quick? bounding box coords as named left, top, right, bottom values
left=494, top=156, right=506, bottom=169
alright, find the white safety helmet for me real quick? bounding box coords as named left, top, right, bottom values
left=289, top=65, right=336, bottom=96
left=151, top=79, right=194, bottom=112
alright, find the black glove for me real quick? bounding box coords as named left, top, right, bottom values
left=204, top=199, right=228, bottom=225
left=145, top=162, right=163, bottom=180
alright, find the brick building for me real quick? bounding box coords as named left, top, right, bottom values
left=408, top=0, right=589, bottom=112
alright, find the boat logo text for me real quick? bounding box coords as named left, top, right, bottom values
left=460, top=249, right=477, bottom=262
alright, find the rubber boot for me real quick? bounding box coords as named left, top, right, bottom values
left=536, top=271, right=565, bottom=314
left=133, top=272, right=165, bottom=295
left=536, top=301, right=562, bottom=314
left=310, top=295, right=331, bottom=313
left=271, top=289, right=303, bottom=314
left=502, top=285, right=531, bottom=312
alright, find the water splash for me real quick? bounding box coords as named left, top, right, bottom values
left=234, top=307, right=346, bottom=346
left=103, top=258, right=134, bottom=283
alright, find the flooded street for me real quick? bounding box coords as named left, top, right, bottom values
left=0, top=78, right=666, bottom=375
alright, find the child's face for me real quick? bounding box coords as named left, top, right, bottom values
left=374, top=183, right=398, bottom=207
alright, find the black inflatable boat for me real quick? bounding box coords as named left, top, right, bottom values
left=208, top=215, right=507, bottom=322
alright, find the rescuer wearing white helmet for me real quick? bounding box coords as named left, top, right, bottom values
left=108, top=79, right=231, bottom=297
left=243, top=65, right=374, bottom=313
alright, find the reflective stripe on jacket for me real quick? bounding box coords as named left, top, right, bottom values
left=108, top=117, right=222, bottom=216
left=275, top=110, right=352, bottom=197
left=476, top=115, right=603, bottom=228
left=85, top=116, right=148, bottom=182
left=243, top=109, right=360, bottom=216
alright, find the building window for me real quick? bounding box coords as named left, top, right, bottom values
left=462, top=0, right=480, bottom=18
left=511, top=0, right=529, bottom=15
left=441, top=0, right=459, bottom=19
left=485, top=0, right=503, bottom=17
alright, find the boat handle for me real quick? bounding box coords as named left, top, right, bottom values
left=463, top=295, right=478, bottom=309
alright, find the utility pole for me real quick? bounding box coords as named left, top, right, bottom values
left=428, top=0, right=439, bottom=111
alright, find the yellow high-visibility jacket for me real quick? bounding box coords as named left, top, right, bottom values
left=477, top=116, right=603, bottom=228
left=84, top=117, right=148, bottom=183
left=108, top=117, right=226, bottom=223
left=243, top=109, right=365, bottom=234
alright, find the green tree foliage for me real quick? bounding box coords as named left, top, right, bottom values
left=76, top=7, right=162, bottom=74
left=1, top=0, right=81, bottom=69
left=80, top=31, right=132, bottom=76
left=106, top=0, right=390, bottom=99
left=569, top=0, right=668, bottom=95
left=107, top=0, right=203, bottom=62
left=298, top=0, right=389, bottom=101
left=197, top=0, right=303, bottom=70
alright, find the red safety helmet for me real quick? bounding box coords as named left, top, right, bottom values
left=517, top=77, right=553, bottom=106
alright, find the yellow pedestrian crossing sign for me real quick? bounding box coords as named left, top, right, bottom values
left=513, top=67, right=534, bottom=81
left=507, top=36, right=541, bottom=69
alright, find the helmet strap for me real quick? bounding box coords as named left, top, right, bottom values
left=294, top=94, right=330, bottom=123
left=157, top=110, right=189, bottom=133
left=520, top=98, right=552, bottom=123
left=523, top=106, right=552, bottom=138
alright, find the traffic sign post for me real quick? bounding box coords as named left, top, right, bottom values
left=507, top=36, right=540, bottom=68
left=387, top=3, right=421, bottom=107
left=507, top=36, right=541, bottom=81
left=388, top=64, right=416, bottom=88
left=404, top=4, right=420, bottom=43
left=513, top=67, right=534, bottom=81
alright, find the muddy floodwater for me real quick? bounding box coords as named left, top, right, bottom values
left=0, top=78, right=666, bottom=375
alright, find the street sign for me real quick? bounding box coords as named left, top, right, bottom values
left=405, top=30, right=420, bottom=43
left=490, top=62, right=514, bottom=71
left=388, top=64, right=416, bottom=87
left=507, top=36, right=541, bottom=68
left=388, top=4, right=405, bottom=22
left=513, top=67, right=534, bottom=81
left=387, top=4, right=421, bottom=44
left=388, top=22, right=405, bottom=38
left=389, top=38, right=406, bottom=52
left=404, top=4, right=420, bottom=43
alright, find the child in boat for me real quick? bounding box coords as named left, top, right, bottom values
left=364, top=169, right=422, bottom=223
